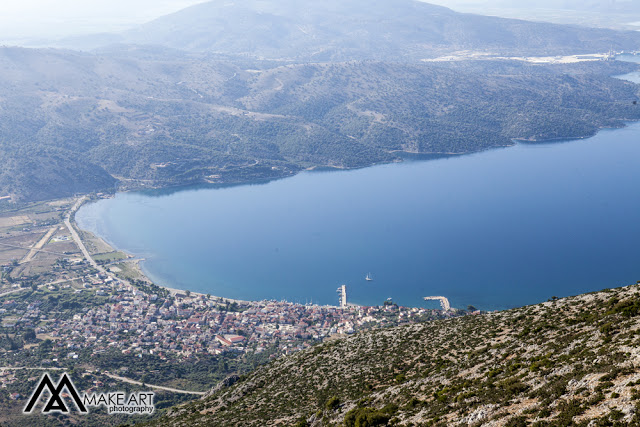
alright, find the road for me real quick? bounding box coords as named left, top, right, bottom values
left=0, top=367, right=63, bottom=371
left=20, top=226, right=58, bottom=264
left=64, top=197, right=132, bottom=289
left=0, top=241, right=70, bottom=257
left=65, top=197, right=100, bottom=270
left=0, top=367, right=205, bottom=396
left=103, top=373, right=206, bottom=395
left=63, top=197, right=117, bottom=281
left=0, top=288, right=24, bottom=297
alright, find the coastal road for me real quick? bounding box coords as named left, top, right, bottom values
left=103, top=373, right=206, bottom=396
left=65, top=197, right=102, bottom=271
left=64, top=197, right=133, bottom=288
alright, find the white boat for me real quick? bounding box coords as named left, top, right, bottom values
left=365, top=272, right=373, bottom=281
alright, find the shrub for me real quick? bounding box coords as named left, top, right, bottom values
left=344, top=407, right=391, bottom=427
left=326, top=396, right=341, bottom=411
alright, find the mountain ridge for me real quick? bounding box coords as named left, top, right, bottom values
left=54, top=0, right=640, bottom=61
left=2, top=47, right=639, bottom=203
left=4, top=1, right=640, bottom=204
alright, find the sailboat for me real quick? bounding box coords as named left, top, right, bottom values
left=365, top=272, right=373, bottom=281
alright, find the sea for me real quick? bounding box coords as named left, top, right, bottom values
left=75, top=65, right=640, bottom=311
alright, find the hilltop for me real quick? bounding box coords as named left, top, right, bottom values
left=152, top=281, right=640, bottom=425
left=58, top=0, right=640, bottom=61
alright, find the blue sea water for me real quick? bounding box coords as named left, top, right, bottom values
left=76, top=122, right=640, bottom=311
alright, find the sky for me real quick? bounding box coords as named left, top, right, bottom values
left=0, top=0, right=210, bottom=39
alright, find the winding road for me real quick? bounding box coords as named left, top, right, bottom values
left=103, top=373, right=206, bottom=395
left=0, top=367, right=205, bottom=396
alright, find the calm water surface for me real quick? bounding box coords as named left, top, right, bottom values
left=76, top=122, right=640, bottom=310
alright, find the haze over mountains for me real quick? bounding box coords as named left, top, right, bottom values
left=427, top=0, right=640, bottom=30
left=2, top=0, right=640, bottom=203
left=58, top=0, right=640, bottom=60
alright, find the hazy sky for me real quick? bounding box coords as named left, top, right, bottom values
left=0, top=0, right=210, bottom=39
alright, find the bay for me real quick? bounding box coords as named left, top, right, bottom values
left=76, top=122, right=640, bottom=311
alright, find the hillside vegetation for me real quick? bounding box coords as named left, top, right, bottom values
left=153, top=282, right=640, bottom=426
left=4, top=0, right=640, bottom=203
left=1, top=46, right=639, bottom=202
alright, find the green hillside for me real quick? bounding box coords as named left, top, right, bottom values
left=152, top=282, right=640, bottom=426
left=4, top=0, right=640, bottom=203
left=1, top=46, right=639, bottom=202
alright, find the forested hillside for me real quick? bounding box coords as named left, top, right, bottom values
left=4, top=0, right=640, bottom=203
left=1, top=46, right=639, bottom=202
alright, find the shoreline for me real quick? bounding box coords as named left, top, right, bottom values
left=97, top=235, right=255, bottom=306
left=74, top=210, right=330, bottom=307
left=68, top=119, right=640, bottom=311
left=5, top=112, right=638, bottom=215
left=71, top=201, right=256, bottom=305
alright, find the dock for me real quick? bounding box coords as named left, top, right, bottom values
left=337, top=285, right=347, bottom=308
left=424, top=296, right=451, bottom=311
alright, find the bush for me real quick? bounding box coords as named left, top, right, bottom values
left=326, top=396, right=340, bottom=411
left=344, top=407, right=391, bottom=427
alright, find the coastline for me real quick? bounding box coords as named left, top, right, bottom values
left=69, top=118, right=640, bottom=311
left=72, top=202, right=256, bottom=305
left=74, top=206, right=316, bottom=307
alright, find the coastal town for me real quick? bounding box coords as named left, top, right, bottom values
left=1, top=277, right=458, bottom=361
left=0, top=196, right=468, bottom=400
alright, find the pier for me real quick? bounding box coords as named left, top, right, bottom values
left=424, top=296, right=451, bottom=311
left=337, top=285, right=348, bottom=308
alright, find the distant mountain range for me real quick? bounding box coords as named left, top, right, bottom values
left=57, top=0, right=640, bottom=60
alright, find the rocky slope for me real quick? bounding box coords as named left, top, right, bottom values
left=153, top=281, right=640, bottom=426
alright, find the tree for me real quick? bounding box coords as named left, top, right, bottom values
left=39, top=339, right=53, bottom=350
left=23, top=328, right=36, bottom=342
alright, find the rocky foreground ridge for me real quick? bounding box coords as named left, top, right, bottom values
left=151, top=282, right=640, bottom=426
